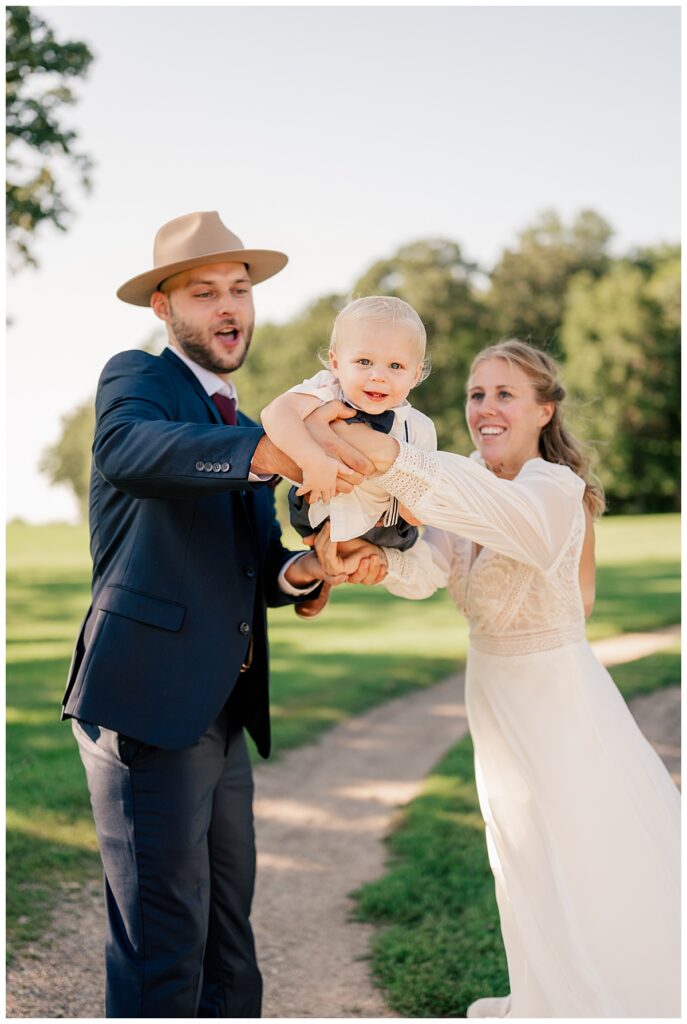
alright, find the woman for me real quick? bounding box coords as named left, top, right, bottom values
left=319, top=340, right=680, bottom=1017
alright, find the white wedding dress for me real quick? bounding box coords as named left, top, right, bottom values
left=377, top=445, right=680, bottom=1018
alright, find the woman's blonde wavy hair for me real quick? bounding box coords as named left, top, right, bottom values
left=469, top=339, right=606, bottom=518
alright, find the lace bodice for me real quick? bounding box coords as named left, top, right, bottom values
left=378, top=445, right=587, bottom=656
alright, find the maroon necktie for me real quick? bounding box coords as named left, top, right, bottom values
left=212, top=393, right=237, bottom=426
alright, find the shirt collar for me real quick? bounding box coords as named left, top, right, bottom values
left=167, top=345, right=238, bottom=404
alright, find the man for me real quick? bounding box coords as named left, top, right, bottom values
left=63, top=211, right=373, bottom=1017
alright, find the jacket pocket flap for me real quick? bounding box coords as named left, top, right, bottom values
left=99, top=585, right=186, bottom=631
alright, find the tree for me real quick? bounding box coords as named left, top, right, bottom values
left=6, top=6, right=94, bottom=269
left=39, top=332, right=165, bottom=520
left=40, top=229, right=680, bottom=519
left=560, top=246, right=680, bottom=513
left=486, top=210, right=613, bottom=353
left=40, top=397, right=95, bottom=521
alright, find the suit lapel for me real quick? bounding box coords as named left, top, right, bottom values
left=160, top=348, right=258, bottom=542
left=160, top=348, right=223, bottom=424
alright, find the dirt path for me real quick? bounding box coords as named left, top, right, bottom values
left=6, top=627, right=680, bottom=1018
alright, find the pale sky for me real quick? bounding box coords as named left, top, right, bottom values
left=6, top=4, right=680, bottom=522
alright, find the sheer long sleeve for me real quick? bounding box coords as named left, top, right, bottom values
left=376, top=444, right=585, bottom=573
left=383, top=526, right=461, bottom=599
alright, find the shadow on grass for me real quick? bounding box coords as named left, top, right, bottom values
left=269, top=652, right=461, bottom=753
left=6, top=830, right=101, bottom=951
left=7, top=652, right=102, bottom=955
left=609, top=648, right=680, bottom=700
left=592, top=562, right=679, bottom=636
left=6, top=644, right=462, bottom=959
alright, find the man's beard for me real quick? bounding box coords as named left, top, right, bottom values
left=169, top=306, right=253, bottom=374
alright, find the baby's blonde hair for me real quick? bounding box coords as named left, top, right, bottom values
left=329, top=295, right=430, bottom=382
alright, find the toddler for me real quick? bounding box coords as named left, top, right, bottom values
left=261, top=295, right=437, bottom=548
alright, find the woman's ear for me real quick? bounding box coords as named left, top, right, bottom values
left=539, top=402, right=555, bottom=428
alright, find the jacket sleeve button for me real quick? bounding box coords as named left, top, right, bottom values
left=244, top=566, right=256, bottom=579
left=204, top=462, right=214, bottom=471
left=239, top=621, right=250, bottom=635
left=212, top=462, right=221, bottom=472
left=195, top=461, right=205, bottom=471
left=221, top=462, right=231, bottom=472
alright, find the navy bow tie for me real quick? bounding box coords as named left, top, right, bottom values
left=343, top=402, right=395, bottom=434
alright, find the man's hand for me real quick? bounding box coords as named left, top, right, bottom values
left=305, top=522, right=344, bottom=577
left=308, top=523, right=387, bottom=586
left=286, top=547, right=346, bottom=621
left=251, top=428, right=366, bottom=496
left=283, top=549, right=347, bottom=589
left=295, top=582, right=332, bottom=619
left=303, top=402, right=376, bottom=485
left=250, top=435, right=303, bottom=481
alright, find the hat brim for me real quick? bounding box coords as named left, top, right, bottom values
left=117, top=248, right=288, bottom=306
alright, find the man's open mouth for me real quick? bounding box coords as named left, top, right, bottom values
left=215, top=328, right=240, bottom=343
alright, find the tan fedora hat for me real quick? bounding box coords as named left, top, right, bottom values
left=117, top=210, right=288, bottom=306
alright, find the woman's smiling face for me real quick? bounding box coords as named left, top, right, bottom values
left=466, top=358, right=554, bottom=477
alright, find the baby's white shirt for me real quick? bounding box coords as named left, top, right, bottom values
left=288, top=369, right=437, bottom=541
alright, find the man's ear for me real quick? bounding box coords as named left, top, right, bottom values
left=150, top=290, right=171, bottom=323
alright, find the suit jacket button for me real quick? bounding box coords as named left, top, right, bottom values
left=239, top=621, right=250, bottom=635
left=244, top=566, right=256, bottom=579
left=195, top=461, right=205, bottom=471
left=204, top=462, right=213, bottom=471
left=221, top=462, right=231, bottom=472
left=212, top=462, right=221, bottom=472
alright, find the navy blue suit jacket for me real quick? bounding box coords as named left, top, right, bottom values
left=63, top=347, right=315, bottom=756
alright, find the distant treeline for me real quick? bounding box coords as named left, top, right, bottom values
left=43, top=210, right=679, bottom=519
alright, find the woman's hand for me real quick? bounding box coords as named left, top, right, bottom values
left=331, top=420, right=400, bottom=473
left=329, top=420, right=400, bottom=473
left=339, top=538, right=387, bottom=584
left=304, top=401, right=399, bottom=474
left=307, top=523, right=387, bottom=586
left=302, top=402, right=376, bottom=477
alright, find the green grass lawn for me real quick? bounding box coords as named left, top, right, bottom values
left=6, top=521, right=463, bottom=953
left=6, top=514, right=680, bottom=958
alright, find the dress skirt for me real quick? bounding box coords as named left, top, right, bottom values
left=465, top=640, right=681, bottom=1018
